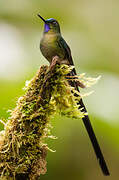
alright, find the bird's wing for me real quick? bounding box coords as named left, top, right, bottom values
left=58, top=37, right=81, bottom=89
left=58, top=37, right=74, bottom=65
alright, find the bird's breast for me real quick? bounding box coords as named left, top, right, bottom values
left=40, top=33, right=64, bottom=63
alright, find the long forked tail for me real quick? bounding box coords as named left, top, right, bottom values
left=79, top=99, right=110, bottom=175
left=68, top=69, right=110, bottom=176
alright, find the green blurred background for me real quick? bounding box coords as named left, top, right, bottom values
left=0, top=0, right=119, bottom=179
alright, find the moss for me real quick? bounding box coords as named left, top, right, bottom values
left=0, top=57, right=99, bottom=179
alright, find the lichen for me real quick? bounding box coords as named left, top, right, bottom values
left=0, top=57, right=99, bottom=179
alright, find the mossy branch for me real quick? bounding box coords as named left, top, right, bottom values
left=0, top=56, right=99, bottom=180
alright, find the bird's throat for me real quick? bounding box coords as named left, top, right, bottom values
left=44, top=24, right=50, bottom=33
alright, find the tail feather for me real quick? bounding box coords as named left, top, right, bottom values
left=67, top=69, right=110, bottom=176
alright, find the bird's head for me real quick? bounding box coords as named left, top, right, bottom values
left=38, top=14, right=61, bottom=34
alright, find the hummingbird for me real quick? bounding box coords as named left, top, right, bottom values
left=38, top=14, right=110, bottom=176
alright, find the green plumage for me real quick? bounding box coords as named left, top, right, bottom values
left=40, top=18, right=73, bottom=65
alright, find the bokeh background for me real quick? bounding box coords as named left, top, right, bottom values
left=0, top=0, right=119, bottom=179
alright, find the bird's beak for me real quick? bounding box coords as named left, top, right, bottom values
left=37, top=14, right=46, bottom=23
